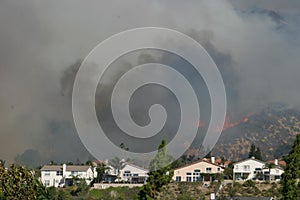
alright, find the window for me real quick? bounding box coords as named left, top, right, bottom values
left=243, top=165, right=250, bottom=171
left=186, top=177, right=192, bottom=182
left=123, top=171, right=131, bottom=177
left=217, top=168, right=221, bottom=172
left=44, top=171, right=50, bottom=176
left=133, top=174, right=138, bottom=176
left=193, top=177, right=197, bottom=182
left=206, top=168, right=212, bottom=173
left=56, top=171, right=63, bottom=176
left=186, top=172, right=192, bottom=175
left=44, top=180, right=50, bottom=186
left=175, top=176, right=181, bottom=182
left=71, top=171, right=78, bottom=176
left=235, top=165, right=239, bottom=170
left=194, top=169, right=201, bottom=173
left=275, top=175, right=281, bottom=180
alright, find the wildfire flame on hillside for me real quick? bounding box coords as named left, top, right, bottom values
left=197, top=114, right=252, bottom=131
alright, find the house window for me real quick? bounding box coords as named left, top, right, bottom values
left=193, top=177, right=196, bottom=182
left=235, top=165, right=239, bottom=170
left=186, top=177, right=192, bottom=182
left=243, top=165, right=250, bottom=171
left=217, top=168, right=221, bottom=172
left=186, top=172, right=192, bottom=175
left=206, top=168, right=212, bottom=173
left=194, top=169, right=201, bottom=173
left=71, top=171, right=78, bottom=176
left=176, top=176, right=181, bottom=182
left=123, top=171, right=131, bottom=177
left=56, top=171, right=63, bottom=176
left=44, top=171, right=50, bottom=176
left=44, top=180, right=50, bottom=186
left=133, top=174, right=138, bottom=177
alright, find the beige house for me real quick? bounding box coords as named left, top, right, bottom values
left=173, top=159, right=224, bottom=182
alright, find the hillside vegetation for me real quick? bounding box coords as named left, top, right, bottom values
left=212, top=108, right=300, bottom=160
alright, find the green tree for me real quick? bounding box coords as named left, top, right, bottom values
left=254, top=147, right=262, bottom=160
left=280, top=134, right=300, bottom=199
left=0, top=164, right=47, bottom=200
left=138, top=139, right=174, bottom=199
left=248, top=144, right=262, bottom=160
left=223, top=162, right=234, bottom=180
left=248, top=144, right=256, bottom=158
left=109, top=157, right=125, bottom=182
left=95, top=163, right=110, bottom=183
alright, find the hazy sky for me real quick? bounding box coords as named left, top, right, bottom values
left=0, top=0, right=300, bottom=166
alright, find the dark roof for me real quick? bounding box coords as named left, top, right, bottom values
left=41, top=165, right=62, bottom=171
left=41, top=165, right=91, bottom=172
left=66, top=165, right=90, bottom=171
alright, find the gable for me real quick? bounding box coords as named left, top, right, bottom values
left=174, top=161, right=223, bottom=173
left=121, top=163, right=148, bottom=174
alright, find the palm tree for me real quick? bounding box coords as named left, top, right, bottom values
left=95, top=163, right=110, bottom=183
left=109, top=157, right=125, bottom=182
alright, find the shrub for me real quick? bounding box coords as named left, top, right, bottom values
left=243, top=180, right=255, bottom=188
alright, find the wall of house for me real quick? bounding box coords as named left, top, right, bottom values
left=173, top=162, right=223, bottom=182
left=41, top=166, right=95, bottom=187
left=41, top=171, right=63, bottom=187
left=119, top=164, right=149, bottom=182
left=233, top=159, right=265, bottom=180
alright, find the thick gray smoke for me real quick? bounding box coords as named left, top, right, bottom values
left=0, top=0, right=300, bottom=166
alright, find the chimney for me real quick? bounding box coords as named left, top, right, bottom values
left=274, top=159, right=278, bottom=166
left=211, top=157, right=215, bottom=164
left=63, top=164, right=67, bottom=175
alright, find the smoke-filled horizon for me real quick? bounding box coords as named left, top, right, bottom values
left=1, top=0, right=300, bottom=166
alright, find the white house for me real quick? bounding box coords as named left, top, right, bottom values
left=173, top=158, right=224, bottom=182
left=262, top=166, right=284, bottom=181
left=119, top=162, right=149, bottom=183
left=233, top=157, right=284, bottom=181
left=233, top=157, right=266, bottom=180
left=41, top=164, right=96, bottom=187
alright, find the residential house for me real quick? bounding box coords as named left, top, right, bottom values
left=119, top=162, right=149, bottom=183
left=41, top=164, right=96, bottom=187
left=233, top=157, right=265, bottom=180
left=233, top=157, right=284, bottom=181
left=173, top=158, right=224, bottom=182
left=262, top=166, right=284, bottom=181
